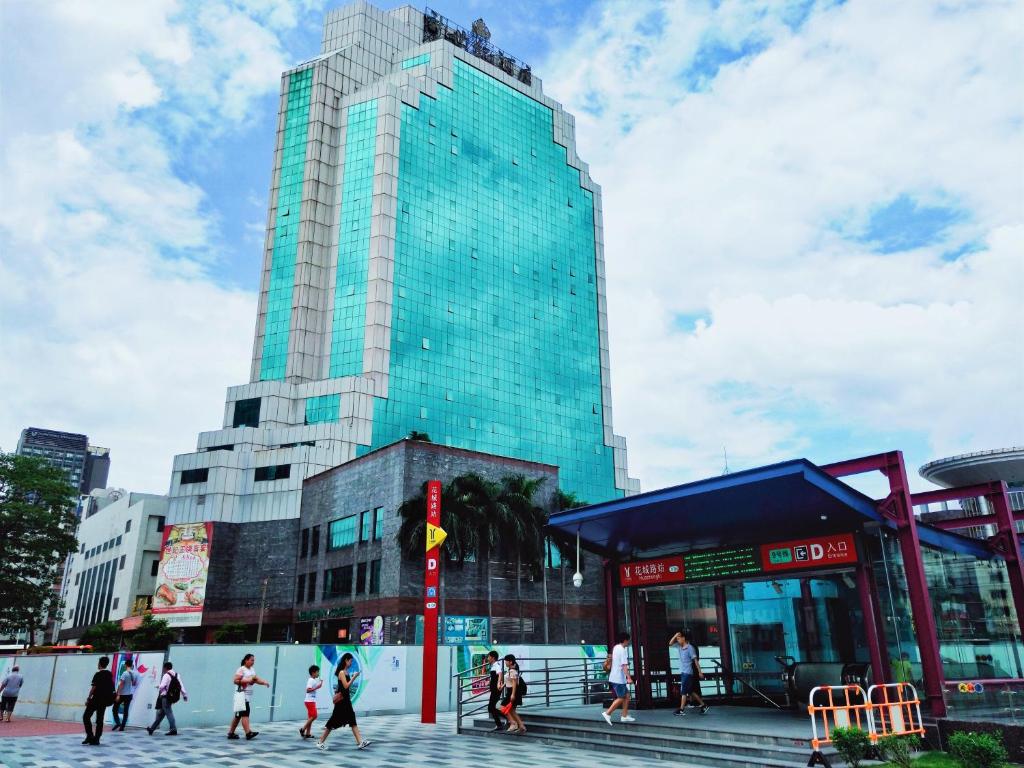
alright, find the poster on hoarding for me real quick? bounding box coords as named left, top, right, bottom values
left=310, top=645, right=406, bottom=711
left=443, top=615, right=489, bottom=644
left=105, top=652, right=164, bottom=726
left=151, top=522, right=212, bottom=627
left=359, top=616, right=384, bottom=645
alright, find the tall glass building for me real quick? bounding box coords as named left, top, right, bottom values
left=168, top=2, right=637, bottom=528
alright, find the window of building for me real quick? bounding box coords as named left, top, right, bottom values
left=115, top=535, right=122, bottom=547
left=75, top=572, right=80, bottom=585
left=180, top=468, right=209, bottom=485
left=356, top=561, right=367, bottom=594
left=297, top=574, right=306, bottom=604
left=232, top=397, right=261, bottom=428
left=300, top=528, right=309, bottom=559
left=360, top=510, right=373, bottom=542
left=310, top=525, right=320, bottom=556
left=369, top=559, right=381, bottom=594
left=81, top=543, right=85, bottom=553
left=328, top=516, right=357, bottom=550
left=254, top=464, right=291, bottom=482
left=156, top=516, right=165, bottom=532
left=374, top=507, right=384, bottom=540
left=119, top=555, right=126, bottom=570
left=151, top=560, right=159, bottom=577
left=125, top=520, right=131, bottom=533
left=324, top=566, right=353, bottom=599
left=306, top=572, right=317, bottom=603
left=206, top=444, right=235, bottom=451
left=112, top=598, right=119, bottom=610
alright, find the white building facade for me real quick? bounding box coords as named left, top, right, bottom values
left=59, top=489, right=167, bottom=640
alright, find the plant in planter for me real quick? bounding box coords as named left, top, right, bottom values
left=831, top=726, right=872, bottom=768
left=878, top=734, right=921, bottom=768
left=948, top=730, right=1008, bottom=768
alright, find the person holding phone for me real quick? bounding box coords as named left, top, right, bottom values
left=316, top=653, right=370, bottom=751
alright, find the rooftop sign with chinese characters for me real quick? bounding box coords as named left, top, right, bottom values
left=619, top=533, right=858, bottom=587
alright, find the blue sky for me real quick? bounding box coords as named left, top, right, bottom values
left=1, top=0, right=1020, bottom=495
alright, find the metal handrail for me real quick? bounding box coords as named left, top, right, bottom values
left=453, top=656, right=608, bottom=732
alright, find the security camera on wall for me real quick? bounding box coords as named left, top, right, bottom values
left=572, top=571, right=583, bottom=588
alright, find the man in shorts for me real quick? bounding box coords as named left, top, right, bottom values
left=0, top=666, right=24, bottom=722
left=670, top=630, right=709, bottom=715
left=601, top=632, right=636, bottom=725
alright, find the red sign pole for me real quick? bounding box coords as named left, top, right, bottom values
left=421, top=480, right=442, bottom=724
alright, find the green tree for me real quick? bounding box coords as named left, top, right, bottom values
left=79, top=620, right=123, bottom=652
left=496, top=474, right=547, bottom=642
left=127, top=614, right=174, bottom=651
left=407, top=431, right=432, bottom=442
left=212, top=621, right=247, bottom=644
left=0, top=452, right=78, bottom=645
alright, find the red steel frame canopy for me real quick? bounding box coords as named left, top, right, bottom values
left=548, top=451, right=1024, bottom=717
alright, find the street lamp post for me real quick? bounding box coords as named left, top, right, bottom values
left=256, top=576, right=270, bottom=644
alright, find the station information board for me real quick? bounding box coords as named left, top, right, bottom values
left=619, top=533, right=857, bottom=587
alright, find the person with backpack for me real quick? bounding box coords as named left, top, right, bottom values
left=111, top=657, right=140, bottom=731
left=228, top=653, right=270, bottom=741
left=147, top=661, right=187, bottom=736
left=482, top=650, right=506, bottom=732
left=499, top=654, right=526, bottom=735
left=82, top=656, right=115, bottom=745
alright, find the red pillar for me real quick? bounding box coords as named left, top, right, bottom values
left=714, top=585, right=733, bottom=700
left=421, top=480, right=442, bottom=724
left=603, top=560, right=619, bottom=648
left=988, top=484, right=1024, bottom=640
left=883, top=452, right=946, bottom=717
left=855, top=559, right=888, bottom=686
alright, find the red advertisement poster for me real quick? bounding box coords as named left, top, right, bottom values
left=151, top=522, right=213, bottom=628
left=619, top=556, right=685, bottom=587
left=761, top=533, right=857, bottom=572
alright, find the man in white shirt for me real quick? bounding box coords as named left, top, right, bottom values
left=602, top=632, right=636, bottom=725
left=483, top=650, right=505, bottom=731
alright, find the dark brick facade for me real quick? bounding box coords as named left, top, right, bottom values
left=295, top=439, right=608, bottom=644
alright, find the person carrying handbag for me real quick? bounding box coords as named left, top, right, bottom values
left=316, top=653, right=370, bottom=751
left=227, top=653, right=269, bottom=741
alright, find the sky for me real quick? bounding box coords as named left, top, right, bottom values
left=1, top=0, right=1021, bottom=497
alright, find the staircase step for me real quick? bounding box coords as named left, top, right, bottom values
left=461, top=724, right=829, bottom=768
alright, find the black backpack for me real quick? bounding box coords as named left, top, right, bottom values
left=166, top=673, right=181, bottom=703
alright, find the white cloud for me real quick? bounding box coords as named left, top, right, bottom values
left=0, top=1, right=312, bottom=492
left=543, top=0, right=1024, bottom=491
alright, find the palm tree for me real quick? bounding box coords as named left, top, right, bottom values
left=496, top=474, right=547, bottom=642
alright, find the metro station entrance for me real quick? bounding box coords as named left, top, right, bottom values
left=627, top=569, right=870, bottom=707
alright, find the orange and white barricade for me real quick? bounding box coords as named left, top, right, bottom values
left=808, top=684, right=872, bottom=766
left=867, top=683, right=925, bottom=741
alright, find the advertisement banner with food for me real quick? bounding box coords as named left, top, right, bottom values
left=151, top=522, right=212, bottom=627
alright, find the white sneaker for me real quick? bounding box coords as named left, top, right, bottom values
left=620, top=716, right=636, bottom=723
left=357, top=740, right=371, bottom=750
left=316, top=741, right=327, bottom=751
left=601, top=711, right=613, bottom=725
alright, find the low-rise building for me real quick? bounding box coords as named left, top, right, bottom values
left=58, top=489, right=167, bottom=640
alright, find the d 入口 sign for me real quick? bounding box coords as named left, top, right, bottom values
left=761, top=533, right=857, bottom=572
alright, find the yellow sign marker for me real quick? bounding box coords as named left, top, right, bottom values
left=426, top=523, right=447, bottom=551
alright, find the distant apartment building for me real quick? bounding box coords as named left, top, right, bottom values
left=16, top=427, right=110, bottom=494
left=58, top=489, right=167, bottom=641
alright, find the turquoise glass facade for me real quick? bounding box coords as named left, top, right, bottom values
left=261, top=68, right=313, bottom=381
left=401, top=53, right=430, bottom=69
left=330, top=100, right=378, bottom=377
left=371, top=60, right=619, bottom=503
left=305, top=394, right=340, bottom=424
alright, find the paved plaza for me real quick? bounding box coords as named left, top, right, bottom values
left=0, top=712, right=690, bottom=768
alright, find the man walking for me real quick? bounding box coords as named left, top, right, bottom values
left=483, top=650, right=505, bottom=731
left=601, top=632, right=636, bottom=725
left=147, top=661, right=187, bottom=736
left=111, top=658, right=140, bottom=731
left=82, top=656, right=115, bottom=745
left=670, top=630, right=709, bottom=715
left=0, top=665, right=24, bottom=723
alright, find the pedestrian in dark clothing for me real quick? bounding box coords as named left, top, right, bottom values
left=111, top=658, right=140, bottom=731
left=82, top=656, right=115, bottom=745
left=484, top=650, right=506, bottom=731
left=316, top=653, right=370, bottom=751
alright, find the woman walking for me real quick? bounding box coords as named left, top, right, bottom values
left=316, top=653, right=370, bottom=751
left=500, top=654, right=526, bottom=735
left=227, top=653, right=270, bottom=741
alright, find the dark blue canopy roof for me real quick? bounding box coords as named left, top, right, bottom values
left=549, top=458, right=991, bottom=561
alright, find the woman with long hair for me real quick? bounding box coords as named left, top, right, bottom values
left=316, top=653, right=370, bottom=751
left=501, top=654, right=526, bottom=734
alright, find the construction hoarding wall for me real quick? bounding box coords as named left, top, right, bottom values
left=0, top=644, right=602, bottom=728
